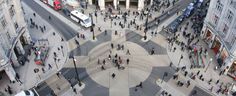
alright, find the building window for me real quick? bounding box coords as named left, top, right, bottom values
left=0, top=17, right=7, bottom=29
left=231, top=36, right=236, bottom=45
left=216, top=1, right=223, bottom=13
left=223, top=24, right=229, bottom=34
left=230, top=0, right=236, bottom=9
left=6, top=31, right=11, bottom=40
left=9, top=5, right=15, bottom=18
left=213, top=14, right=219, bottom=25
left=14, top=22, right=18, bottom=30
left=226, top=10, right=233, bottom=24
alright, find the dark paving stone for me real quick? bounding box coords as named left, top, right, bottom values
left=125, top=30, right=167, bottom=55
left=130, top=67, right=176, bottom=96
left=60, top=68, right=109, bottom=96
left=189, top=86, right=213, bottom=96
left=70, top=30, right=112, bottom=56
left=35, top=82, right=54, bottom=96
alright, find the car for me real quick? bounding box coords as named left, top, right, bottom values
left=62, top=8, right=70, bottom=16
left=15, top=90, right=34, bottom=96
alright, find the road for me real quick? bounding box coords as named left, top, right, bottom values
left=22, top=0, right=78, bottom=41
left=146, top=0, right=193, bottom=30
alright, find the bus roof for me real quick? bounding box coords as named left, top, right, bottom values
left=70, top=10, right=89, bottom=20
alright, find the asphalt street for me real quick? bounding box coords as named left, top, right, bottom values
left=22, top=0, right=78, bottom=41
left=146, top=0, right=193, bottom=30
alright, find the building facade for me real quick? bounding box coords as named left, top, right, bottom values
left=201, top=0, right=236, bottom=78
left=87, top=0, right=154, bottom=10
left=0, top=0, right=31, bottom=81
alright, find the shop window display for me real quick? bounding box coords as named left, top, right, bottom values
left=228, top=61, right=236, bottom=79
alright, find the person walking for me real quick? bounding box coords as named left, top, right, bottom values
left=216, top=79, right=220, bottom=84
left=42, top=68, right=45, bottom=73
left=97, top=59, right=101, bottom=64
left=126, top=59, right=130, bottom=64
left=73, top=88, right=77, bottom=94
left=101, top=65, right=105, bottom=70
left=108, top=55, right=111, bottom=60
left=208, top=78, right=212, bottom=85
left=56, top=72, right=61, bottom=79
left=196, top=70, right=200, bottom=76
left=184, top=71, right=188, bottom=77
left=199, top=74, right=203, bottom=79
left=112, top=73, right=116, bottom=79
left=126, top=49, right=131, bottom=55
left=48, top=16, right=51, bottom=20
left=111, top=43, right=114, bottom=49
left=48, top=64, right=52, bottom=69
left=139, top=82, right=143, bottom=88
left=15, top=73, right=23, bottom=84
left=169, top=62, right=173, bottom=67
left=103, top=59, right=106, bottom=65
left=186, top=80, right=191, bottom=88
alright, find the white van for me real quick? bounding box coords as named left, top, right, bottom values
left=15, top=90, right=34, bottom=96
left=70, top=10, right=92, bottom=28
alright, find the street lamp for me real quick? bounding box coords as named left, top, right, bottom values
left=161, top=72, right=168, bottom=83
left=144, top=10, right=149, bottom=40
left=72, top=56, right=82, bottom=86
left=205, top=58, right=213, bottom=72
left=89, top=13, right=95, bottom=40
left=111, top=18, right=113, bottom=28
left=95, top=11, right=97, bottom=23
left=177, top=55, right=183, bottom=67
left=54, top=57, right=59, bottom=69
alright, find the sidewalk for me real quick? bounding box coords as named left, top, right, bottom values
left=28, top=0, right=235, bottom=96
left=0, top=2, right=69, bottom=95
left=164, top=15, right=234, bottom=96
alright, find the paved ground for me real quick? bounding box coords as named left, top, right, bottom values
left=1, top=0, right=235, bottom=96
left=0, top=2, right=69, bottom=96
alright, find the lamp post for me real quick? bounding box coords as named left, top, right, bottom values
left=89, top=13, right=95, bottom=40
left=144, top=10, right=149, bottom=40
left=54, top=57, right=59, bottom=69
left=72, top=56, right=82, bottom=86
left=111, top=18, right=113, bottom=28
left=161, top=72, right=168, bottom=83
left=177, top=55, right=183, bottom=67
left=205, top=58, right=213, bottom=72
left=95, top=11, right=97, bottom=23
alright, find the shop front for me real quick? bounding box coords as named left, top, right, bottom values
left=105, top=0, right=114, bottom=7
left=130, top=0, right=138, bottom=8
left=203, top=29, right=213, bottom=45
left=218, top=48, right=229, bottom=67
left=211, top=37, right=222, bottom=55
left=228, top=61, right=236, bottom=80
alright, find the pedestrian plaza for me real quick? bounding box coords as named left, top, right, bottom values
left=0, top=0, right=235, bottom=96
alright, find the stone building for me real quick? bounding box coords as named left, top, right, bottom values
left=0, top=0, right=31, bottom=81
left=201, top=0, right=236, bottom=78
left=87, top=0, right=154, bottom=10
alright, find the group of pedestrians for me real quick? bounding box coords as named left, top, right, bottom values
left=97, top=43, right=131, bottom=71
left=172, top=66, right=230, bottom=95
